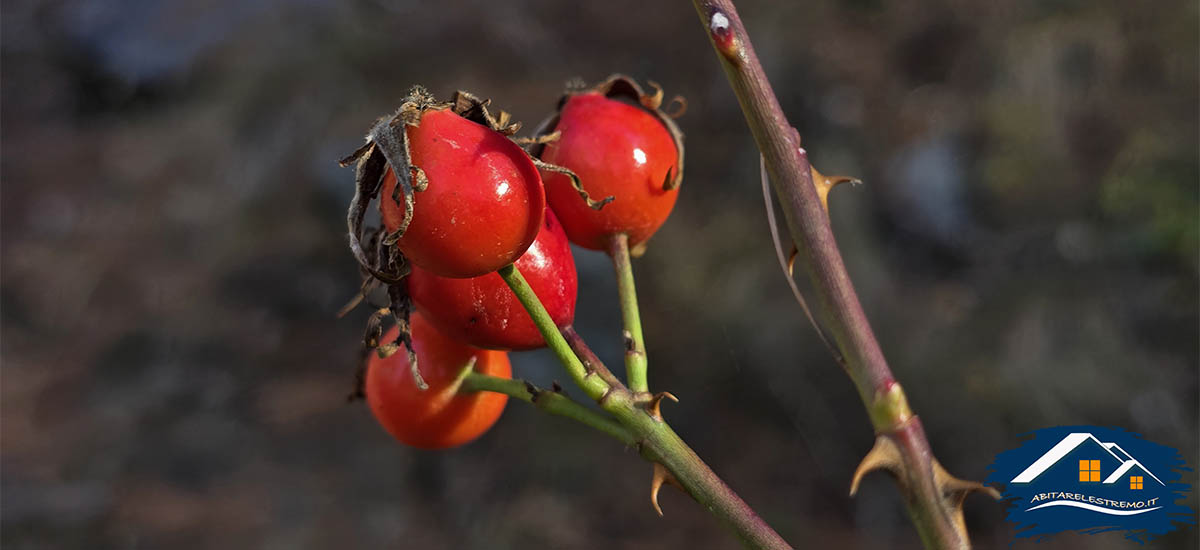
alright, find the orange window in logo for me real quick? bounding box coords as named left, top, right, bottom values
left=1131, top=476, right=1143, bottom=490
left=1079, top=460, right=1101, bottom=482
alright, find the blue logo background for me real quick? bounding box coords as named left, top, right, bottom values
left=987, top=425, right=1195, bottom=543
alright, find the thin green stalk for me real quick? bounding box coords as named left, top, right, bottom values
left=497, top=264, right=610, bottom=400
left=605, top=399, right=793, bottom=550
left=461, top=371, right=634, bottom=446
left=562, top=325, right=625, bottom=389
left=607, top=233, right=649, bottom=394
left=499, top=262, right=792, bottom=550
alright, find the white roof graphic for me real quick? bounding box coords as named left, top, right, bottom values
left=1103, top=442, right=1133, bottom=462
left=1010, top=432, right=1164, bottom=485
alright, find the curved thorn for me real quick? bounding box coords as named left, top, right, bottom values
left=650, top=462, right=682, bottom=517
left=646, top=391, right=679, bottom=421
left=810, top=164, right=861, bottom=212
left=850, top=435, right=902, bottom=497
left=761, top=155, right=846, bottom=367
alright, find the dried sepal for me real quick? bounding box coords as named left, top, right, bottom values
left=663, top=95, right=688, bottom=119
left=336, top=276, right=380, bottom=319
left=641, top=80, right=666, bottom=110
left=449, top=90, right=522, bottom=136
left=532, top=157, right=613, bottom=210
left=338, top=141, right=374, bottom=167
left=342, top=86, right=536, bottom=393
left=590, top=74, right=686, bottom=192
left=345, top=144, right=409, bottom=284
left=342, top=85, right=523, bottom=286
left=529, top=74, right=686, bottom=193
left=370, top=117, right=418, bottom=245
left=512, top=130, right=561, bottom=147
left=376, top=283, right=427, bottom=391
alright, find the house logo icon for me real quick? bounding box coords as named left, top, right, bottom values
left=987, top=426, right=1195, bottom=543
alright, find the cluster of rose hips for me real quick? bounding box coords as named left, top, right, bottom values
left=341, top=76, right=685, bottom=449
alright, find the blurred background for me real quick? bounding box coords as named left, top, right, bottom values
left=3, top=0, right=1197, bottom=548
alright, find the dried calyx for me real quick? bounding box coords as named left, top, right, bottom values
left=529, top=74, right=687, bottom=195
left=338, top=86, right=538, bottom=391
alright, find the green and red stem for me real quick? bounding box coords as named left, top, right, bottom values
left=689, top=1, right=989, bottom=548
left=607, top=233, right=650, bottom=394
left=492, top=263, right=793, bottom=550
left=460, top=371, right=634, bottom=445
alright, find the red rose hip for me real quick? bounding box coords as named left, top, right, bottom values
left=365, top=312, right=511, bottom=449
left=540, top=84, right=681, bottom=251
left=408, top=208, right=577, bottom=350
left=381, top=107, right=545, bottom=278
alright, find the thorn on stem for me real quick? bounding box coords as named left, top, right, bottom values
left=645, top=391, right=679, bottom=422
left=850, top=435, right=902, bottom=497
left=650, top=462, right=683, bottom=517
left=810, top=163, right=861, bottom=212
left=933, top=459, right=1002, bottom=511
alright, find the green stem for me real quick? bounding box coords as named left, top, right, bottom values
left=461, top=371, right=634, bottom=446
left=606, top=396, right=793, bottom=550
left=607, top=233, right=649, bottom=393
left=562, top=325, right=625, bottom=389
left=498, top=264, right=611, bottom=400
left=499, top=263, right=792, bottom=550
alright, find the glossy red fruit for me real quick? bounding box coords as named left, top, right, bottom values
left=365, top=313, right=511, bottom=449
left=540, top=92, right=679, bottom=250
left=408, top=208, right=577, bottom=351
left=381, top=108, right=545, bottom=278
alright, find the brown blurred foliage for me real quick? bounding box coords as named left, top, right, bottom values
left=2, top=0, right=1197, bottom=548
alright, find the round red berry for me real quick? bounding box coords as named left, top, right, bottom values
left=408, top=208, right=577, bottom=350
left=365, top=312, right=511, bottom=449
left=540, top=92, right=679, bottom=250
left=381, top=108, right=545, bottom=278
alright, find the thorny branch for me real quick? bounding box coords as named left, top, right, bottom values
left=689, top=1, right=998, bottom=548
